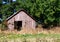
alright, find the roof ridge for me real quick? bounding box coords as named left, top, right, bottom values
left=6, top=9, right=37, bottom=22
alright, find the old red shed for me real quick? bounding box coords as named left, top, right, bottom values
left=6, top=9, right=37, bottom=30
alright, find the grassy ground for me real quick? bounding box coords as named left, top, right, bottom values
left=0, top=33, right=60, bottom=42
left=0, top=24, right=60, bottom=42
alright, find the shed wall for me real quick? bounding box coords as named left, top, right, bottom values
left=7, top=11, right=36, bottom=30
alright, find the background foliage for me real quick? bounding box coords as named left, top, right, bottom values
left=0, top=0, right=60, bottom=28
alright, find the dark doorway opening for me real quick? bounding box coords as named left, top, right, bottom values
left=14, top=21, right=22, bottom=31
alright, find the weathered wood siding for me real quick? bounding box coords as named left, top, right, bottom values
left=7, top=11, right=36, bottom=30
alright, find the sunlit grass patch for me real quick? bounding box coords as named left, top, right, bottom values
left=0, top=33, right=60, bottom=42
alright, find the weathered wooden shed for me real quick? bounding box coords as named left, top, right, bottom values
left=6, top=9, right=37, bottom=30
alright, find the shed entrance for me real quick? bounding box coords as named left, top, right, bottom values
left=14, top=21, right=22, bottom=31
